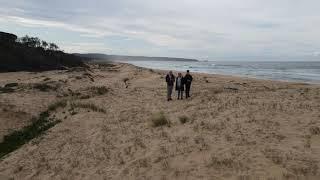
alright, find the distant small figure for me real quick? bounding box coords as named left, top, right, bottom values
left=176, top=73, right=185, bottom=100
left=166, top=71, right=175, bottom=101
left=184, top=70, right=193, bottom=98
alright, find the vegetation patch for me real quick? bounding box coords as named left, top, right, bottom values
left=79, top=95, right=91, bottom=99
left=310, top=126, right=320, bottom=135
left=70, top=102, right=106, bottom=113
left=0, top=32, right=85, bottom=72
left=4, top=83, right=19, bottom=88
left=0, top=87, right=15, bottom=93
left=151, top=112, right=170, bottom=127
left=43, top=77, right=51, bottom=81
left=90, top=86, right=109, bottom=96
left=208, top=154, right=243, bottom=170
left=33, top=83, right=58, bottom=92
left=179, top=115, right=189, bottom=124
left=48, top=99, right=68, bottom=111
left=0, top=109, right=61, bottom=159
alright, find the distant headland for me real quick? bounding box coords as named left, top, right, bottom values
left=73, top=53, right=199, bottom=62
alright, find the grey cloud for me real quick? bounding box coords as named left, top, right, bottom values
left=1, top=0, right=320, bottom=60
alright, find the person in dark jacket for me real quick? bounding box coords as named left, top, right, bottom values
left=184, top=70, right=193, bottom=98
left=165, top=71, right=175, bottom=101
left=175, top=73, right=185, bottom=100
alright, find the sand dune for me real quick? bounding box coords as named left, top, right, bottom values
left=0, top=63, right=320, bottom=179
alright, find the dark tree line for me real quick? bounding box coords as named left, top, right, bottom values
left=17, top=35, right=59, bottom=51
left=0, top=31, right=85, bottom=72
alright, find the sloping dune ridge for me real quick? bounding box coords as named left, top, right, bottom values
left=0, top=63, right=320, bottom=179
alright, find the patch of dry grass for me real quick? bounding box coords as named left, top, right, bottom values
left=179, top=115, right=189, bottom=124
left=70, top=102, right=106, bottom=113
left=151, top=112, right=170, bottom=127
left=89, top=86, right=109, bottom=95
left=48, top=99, right=68, bottom=111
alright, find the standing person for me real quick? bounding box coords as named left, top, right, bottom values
left=165, top=71, right=175, bottom=101
left=175, top=73, right=185, bottom=100
left=185, top=70, right=193, bottom=98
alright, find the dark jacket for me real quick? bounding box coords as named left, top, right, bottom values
left=166, top=74, right=175, bottom=86
left=184, top=74, right=193, bottom=85
left=175, top=76, right=185, bottom=91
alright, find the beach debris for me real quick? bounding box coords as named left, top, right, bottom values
left=123, top=78, right=129, bottom=88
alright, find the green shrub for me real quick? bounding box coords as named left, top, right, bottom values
left=0, top=99, right=72, bottom=158
left=0, top=110, right=60, bottom=158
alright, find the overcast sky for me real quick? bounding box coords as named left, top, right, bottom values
left=1, top=0, right=320, bottom=61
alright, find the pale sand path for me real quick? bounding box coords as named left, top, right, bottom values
left=0, top=63, right=320, bottom=179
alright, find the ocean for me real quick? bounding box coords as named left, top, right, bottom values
left=122, top=61, right=320, bottom=84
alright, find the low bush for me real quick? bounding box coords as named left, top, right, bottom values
left=179, top=115, right=189, bottom=124
left=151, top=112, right=170, bottom=127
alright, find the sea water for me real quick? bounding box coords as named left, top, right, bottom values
left=122, top=60, right=320, bottom=84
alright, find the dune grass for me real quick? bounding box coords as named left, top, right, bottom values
left=89, top=86, right=109, bottom=96
left=48, top=99, right=68, bottom=111
left=70, top=102, right=106, bottom=113
left=0, top=110, right=61, bottom=159
left=179, top=115, right=189, bottom=124
left=0, top=99, right=69, bottom=159
left=151, top=112, right=170, bottom=127
left=33, top=83, right=57, bottom=92
left=0, top=87, right=15, bottom=93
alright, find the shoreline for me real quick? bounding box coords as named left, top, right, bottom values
left=119, top=62, right=320, bottom=86
left=117, top=61, right=320, bottom=85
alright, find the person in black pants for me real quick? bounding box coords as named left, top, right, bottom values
left=184, top=70, right=193, bottom=98
left=175, top=73, right=185, bottom=100
left=165, top=71, right=175, bottom=101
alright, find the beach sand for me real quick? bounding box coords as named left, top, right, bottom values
left=0, top=63, right=320, bottom=179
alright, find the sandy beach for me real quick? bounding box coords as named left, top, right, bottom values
left=0, top=62, right=320, bottom=179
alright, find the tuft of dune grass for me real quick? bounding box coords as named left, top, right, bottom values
left=70, top=102, right=106, bottom=113
left=151, top=112, right=170, bottom=127
left=48, top=99, right=68, bottom=111
left=179, top=115, right=189, bottom=124
left=90, top=86, right=109, bottom=96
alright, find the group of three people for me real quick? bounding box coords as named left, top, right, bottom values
left=166, top=70, right=193, bottom=101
